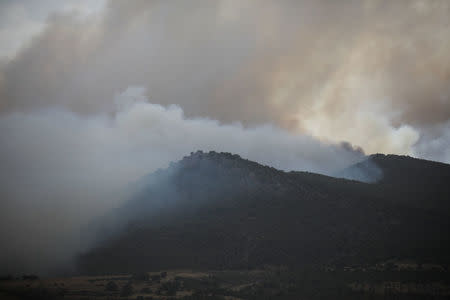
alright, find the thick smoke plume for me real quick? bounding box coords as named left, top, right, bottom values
left=0, top=0, right=449, bottom=159
left=0, top=87, right=364, bottom=275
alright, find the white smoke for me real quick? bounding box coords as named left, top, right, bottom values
left=1, top=1, right=449, bottom=162
left=0, top=87, right=364, bottom=275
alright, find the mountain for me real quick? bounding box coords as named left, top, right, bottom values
left=338, top=154, right=450, bottom=212
left=77, top=151, right=450, bottom=275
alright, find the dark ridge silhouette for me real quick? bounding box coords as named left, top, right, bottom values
left=338, top=154, right=450, bottom=212
left=77, top=151, right=450, bottom=274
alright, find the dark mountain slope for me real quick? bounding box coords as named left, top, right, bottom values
left=338, top=154, right=450, bottom=213
left=77, top=151, right=450, bottom=274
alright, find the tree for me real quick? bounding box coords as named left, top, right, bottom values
left=132, top=272, right=150, bottom=281
left=105, top=281, right=118, bottom=292
left=121, top=281, right=133, bottom=297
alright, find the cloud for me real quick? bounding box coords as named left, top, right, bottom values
left=0, top=0, right=449, bottom=160
left=0, top=86, right=364, bottom=275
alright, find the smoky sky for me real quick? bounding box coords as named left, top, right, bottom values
left=0, top=0, right=449, bottom=158
left=0, top=0, right=449, bottom=274
left=0, top=87, right=364, bottom=275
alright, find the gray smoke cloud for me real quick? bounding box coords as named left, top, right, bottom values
left=0, top=0, right=449, bottom=158
left=0, top=0, right=449, bottom=275
left=0, top=87, right=364, bottom=275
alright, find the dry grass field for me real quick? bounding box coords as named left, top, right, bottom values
left=1, top=265, right=450, bottom=300
left=0, top=269, right=266, bottom=300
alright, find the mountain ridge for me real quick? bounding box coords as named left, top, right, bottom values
left=77, top=151, right=450, bottom=275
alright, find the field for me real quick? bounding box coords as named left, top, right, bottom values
left=1, top=264, right=450, bottom=300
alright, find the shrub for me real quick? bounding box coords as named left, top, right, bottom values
left=121, top=281, right=133, bottom=297
left=22, top=274, right=39, bottom=280
left=105, top=281, right=118, bottom=291
left=133, top=272, right=150, bottom=281
left=160, top=280, right=181, bottom=296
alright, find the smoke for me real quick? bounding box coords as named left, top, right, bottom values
left=0, top=0, right=449, bottom=275
left=0, top=0, right=449, bottom=160
left=413, top=120, right=450, bottom=163
left=0, top=87, right=363, bottom=275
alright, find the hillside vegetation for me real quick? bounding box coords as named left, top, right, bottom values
left=78, top=151, right=450, bottom=274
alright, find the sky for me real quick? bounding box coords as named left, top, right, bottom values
left=0, top=0, right=449, bottom=275
left=0, top=0, right=449, bottom=161
left=0, top=0, right=450, bottom=162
